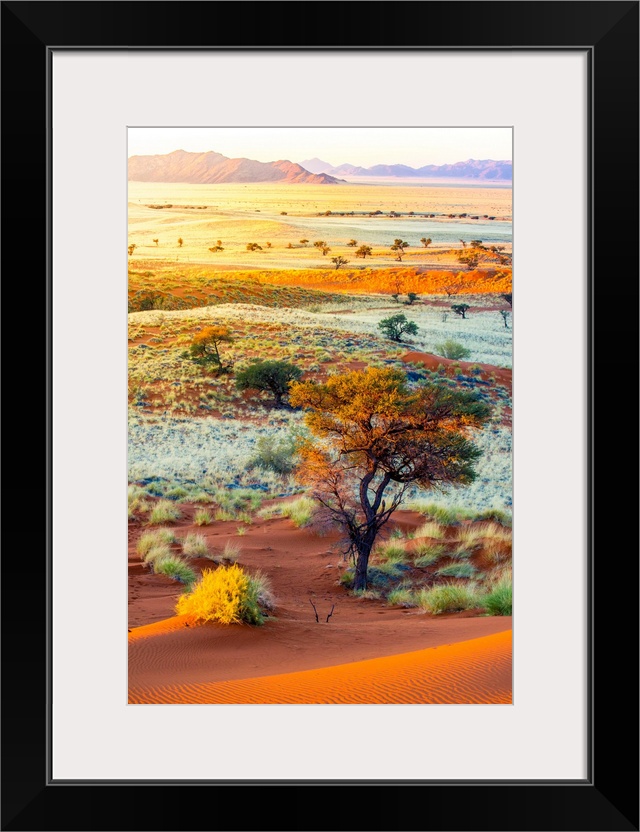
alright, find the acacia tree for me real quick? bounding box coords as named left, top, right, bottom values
left=355, top=245, right=372, bottom=259
left=378, top=313, right=418, bottom=342
left=289, top=368, right=491, bottom=590
left=390, top=239, right=409, bottom=261
left=331, top=256, right=349, bottom=270
left=452, top=303, right=470, bottom=319
left=420, top=237, right=432, bottom=248
left=187, top=325, right=234, bottom=374
left=235, top=360, right=302, bottom=407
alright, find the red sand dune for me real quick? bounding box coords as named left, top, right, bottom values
left=129, top=510, right=512, bottom=705
left=129, top=628, right=511, bottom=704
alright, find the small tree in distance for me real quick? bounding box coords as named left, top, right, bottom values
left=289, top=367, right=491, bottom=590
left=355, top=245, right=372, bottom=259
left=347, top=239, right=358, bottom=247
left=235, top=360, right=303, bottom=408
left=331, top=256, right=349, bottom=270
left=128, top=244, right=136, bottom=257
left=390, top=239, right=409, bottom=261
left=404, top=292, right=419, bottom=306
left=500, top=310, right=510, bottom=328
left=178, top=237, right=184, bottom=248
left=187, top=326, right=234, bottom=375
left=452, top=304, right=470, bottom=319
left=153, top=238, right=159, bottom=246
left=378, top=313, right=418, bottom=342
left=420, top=237, right=432, bottom=248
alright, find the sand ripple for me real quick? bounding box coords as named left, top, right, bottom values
left=129, top=630, right=511, bottom=705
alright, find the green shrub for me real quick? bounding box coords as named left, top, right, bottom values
left=434, top=339, right=471, bottom=360
left=249, top=434, right=298, bottom=475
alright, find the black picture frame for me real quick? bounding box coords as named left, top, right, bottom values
left=2, top=2, right=638, bottom=830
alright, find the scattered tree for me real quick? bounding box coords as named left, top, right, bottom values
left=470, top=239, right=484, bottom=249
left=501, top=292, right=513, bottom=307
left=178, top=237, right=183, bottom=248
left=391, top=293, right=401, bottom=303
left=378, top=313, right=418, bottom=342
left=500, top=310, right=510, bottom=328
left=187, top=326, right=234, bottom=375
left=235, top=360, right=303, bottom=407
left=246, top=242, right=263, bottom=251
left=355, top=245, right=372, bottom=259
left=266, top=242, right=272, bottom=248
left=289, top=367, right=491, bottom=590
left=313, top=240, right=326, bottom=250
left=331, top=256, right=349, bottom=270
left=404, top=292, right=419, bottom=305
left=128, top=244, right=136, bottom=257
left=443, top=280, right=463, bottom=298
left=459, top=239, right=466, bottom=249
left=209, top=245, right=224, bottom=252
left=420, top=237, right=432, bottom=248
left=390, top=239, right=409, bottom=261
left=153, top=238, right=159, bottom=246
left=299, top=239, right=309, bottom=246
left=451, top=303, right=470, bottom=319
left=321, top=245, right=331, bottom=256
left=347, top=239, right=358, bottom=247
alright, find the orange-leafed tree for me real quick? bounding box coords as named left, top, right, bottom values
left=187, top=325, right=234, bottom=374
left=289, top=367, right=491, bottom=590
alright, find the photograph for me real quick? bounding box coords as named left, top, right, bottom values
left=126, top=127, right=514, bottom=705
left=2, top=0, right=637, bottom=828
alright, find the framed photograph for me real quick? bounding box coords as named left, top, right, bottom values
left=3, top=2, right=638, bottom=830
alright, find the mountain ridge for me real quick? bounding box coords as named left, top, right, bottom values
left=128, top=149, right=342, bottom=184
left=302, top=157, right=512, bottom=180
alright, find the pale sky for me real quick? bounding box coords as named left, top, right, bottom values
left=127, top=127, right=512, bottom=168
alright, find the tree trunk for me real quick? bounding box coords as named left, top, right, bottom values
left=353, top=539, right=374, bottom=591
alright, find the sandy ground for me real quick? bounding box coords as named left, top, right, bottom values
left=129, top=506, right=512, bottom=705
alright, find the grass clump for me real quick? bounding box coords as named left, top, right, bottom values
left=435, top=561, right=478, bottom=579
left=482, top=569, right=512, bottom=616
left=181, top=532, right=209, bottom=558
left=175, top=564, right=265, bottom=625
left=280, top=496, right=315, bottom=528
left=414, top=521, right=446, bottom=540
left=154, top=555, right=197, bottom=587
left=412, top=542, right=446, bottom=566
left=148, top=500, right=182, bottom=524
left=374, top=541, right=408, bottom=564
left=416, top=582, right=480, bottom=614
left=143, top=543, right=173, bottom=567
left=193, top=509, right=212, bottom=526
left=220, top=540, right=241, bottom=563
left=387, top=588, right=417, bottom=607
left=137, top=528, right=176, bottom=557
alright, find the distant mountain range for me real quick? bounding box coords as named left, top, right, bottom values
left=128, top=149, right=343, bottom=184
left=300, top=157, right=512, bottom=180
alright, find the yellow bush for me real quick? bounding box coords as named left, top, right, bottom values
left=175, top=564, right=262, bottom=625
